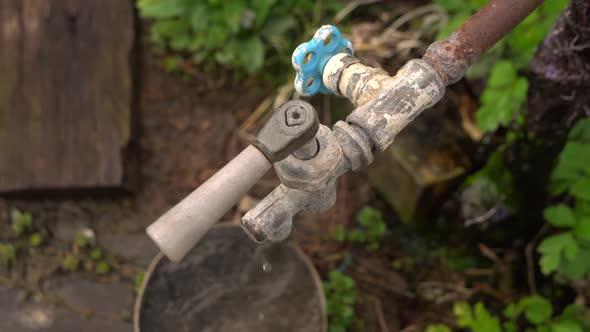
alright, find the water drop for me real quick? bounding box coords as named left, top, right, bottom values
left=262, top=262, right=272, bottom=273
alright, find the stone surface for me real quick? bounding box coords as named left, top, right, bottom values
left=98, top=233, right=159, bottom=267
left=0, top=286, right=132, bottom=332
left=48, top=275, right=134, bottom=314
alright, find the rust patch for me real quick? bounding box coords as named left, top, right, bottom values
left=423, top=0, right=543, bottom=85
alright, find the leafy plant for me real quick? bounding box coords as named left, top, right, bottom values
left=95, top=261, right=111, bottom=275
left=436, top=0, right=568, bottom=132
left=425, top=324, right=452, bottom=332
left=349, top=207, right=387, bottom=251
left=74, top=230, right=96, bottom=249
left=135, top=271, right=146, bottom=293
left=28, top=232, right=43, bottom=248
left=323, top=270, right=362, bottom=332
left=454, top=302, right=502, bottom=332
left=137, top=0, right=342, bottom=78
left=331, top=207, right=387, bottom=251
left=0, top=243, right=16, bottom=268
left=428, top=297, right=590, bottom=332
left=503, top=296, right=590, bottom=332
left=475, top=61, right=528, bottom=132
left=90, top=248, right=103, bottom=261
left=11, top=209, right=33, bottom=237
left=538, top=118, right=590, bottom=280
left=63, top=255, right=80, bottom=272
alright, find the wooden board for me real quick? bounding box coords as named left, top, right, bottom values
left=0, top=0, right=134, bottom=192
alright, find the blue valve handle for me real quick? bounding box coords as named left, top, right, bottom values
left=292, top=25, right=354, bottom=97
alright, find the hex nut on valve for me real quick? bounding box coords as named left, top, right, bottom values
left=286, top=106, right=307, bottom=127
left=253, top=100, right=319, bottom=162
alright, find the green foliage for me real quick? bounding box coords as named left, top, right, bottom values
left=432, top=246, right=480, bottom=272
left=476, top=61, right=528, bottom=132
left=11, top=209, right=33, bottom=237
left=331, top=207, right=387, bottom=251
left=0, top=243, right=16, bottom=268
left=323, top=270, right=361, bottom=332
left=349, top=207, right=387, bottom=251
left=538, top=119, right=590, bottom=280
left=28, top=232, right=43, bottom=248
left=454, top=302, right=502, bottom=332
left=95, top=261, right=111, bottom=275
left=425, top=324, right=452, bottom=332
left=134, top=271, right=146, bottom=293
left=503, top=297, right=590, bottom=332
left=436, top=0, right=568, bottom=132
left=74, top=231, right=95, bottom=249
left=63, top=255, right=80, bottom=272
left=331, top=225, right=346, bottom=242
left=431, top=298, right=590, bottom=332
left=548, top=118, right=590, bottom=197
left=137, top=0, right=342, bottom=77
left=90, top=248, right=103, bottom=261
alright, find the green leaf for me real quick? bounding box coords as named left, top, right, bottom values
left=425, top=324, right=452, bottom=332
left=551, top=320, right=583, bottom=332
left=11, top=209, right=33, bottom=237
left=538, top=232, right=577, bottom=274
left=504, top=303, right=521, bottom=320
left=573, top=218, right=590, bottom=240
left=251, top=0, right=276, bottom=28
left=487, top=61, right=517, bottom=88
left=90, top=248, right=103, bottom=261
left=437, top=12, right=471, bottom=40
left=568, top=118, right=590, bottom=143
left=559, top=246, right=590, bottom=279
left=513, top=77, right=529, bottom=102
left=520, top=296, right=553, bottom=324
left=454, top=302, right=474, bottom=327
left=137, top=0, right=185, bottom=19
left=0, top=243, right=17, bottom=268
left=473, top=302, right=502, bottom=332
left=29, top=233, right=43, bottom=248
left=239, top=36, right=265, bottom=73
left=95, top=261, right=111, bottom=275
left=330, top=225, right=346, bottom=242
left=134, top=271, right=146, bottom=293
left=544, top=205, right=577, bottom=228
left=571, top=178, right=590, bottom=201
left=62, top=255, right=80, bottom=272
left=190, top=4, right=209, bottom=31
left=434, top=0, right=465, bottom=12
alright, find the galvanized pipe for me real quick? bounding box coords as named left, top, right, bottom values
left=423, top=0, right=544, bottom=85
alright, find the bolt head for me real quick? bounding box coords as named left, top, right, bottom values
left=285, top=106, right=307, bottom=127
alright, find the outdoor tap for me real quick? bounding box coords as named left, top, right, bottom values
left=242, top=25, right=446, bottom=242
left=241, top=121, right=373, bottom=242
left=321, top=49, right=446, bottom=152
left=147, top=100, right=319, bottom=262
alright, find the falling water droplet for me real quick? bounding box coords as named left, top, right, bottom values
left=262, top=262, right=272, bottom=273
left=258, top=312, right=265, bottom=321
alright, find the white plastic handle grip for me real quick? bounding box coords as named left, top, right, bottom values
left=147, top=145, right=271, bottom=262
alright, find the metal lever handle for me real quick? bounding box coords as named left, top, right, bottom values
left=147, top=145, right=271, bottom=262
left=146, top=100, right=319, bottom=262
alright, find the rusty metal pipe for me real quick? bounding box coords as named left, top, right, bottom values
left=423, top=0, right=544, bottom=85
left=457, top=0, right=544, bottom=57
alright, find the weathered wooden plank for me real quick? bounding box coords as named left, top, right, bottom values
left=0, top=0, right=134, bottom=191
